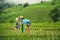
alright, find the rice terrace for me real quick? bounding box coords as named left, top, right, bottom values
left=0, top=0, right=60, bottom=40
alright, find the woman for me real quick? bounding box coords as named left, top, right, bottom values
left=20, top=16, right=31, bottom=33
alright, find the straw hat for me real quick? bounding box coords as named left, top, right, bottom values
left=20, top=16, right=23, bottom=19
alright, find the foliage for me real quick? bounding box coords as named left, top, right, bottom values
left=0, top=23, right=60, bottom=40
left=0, top=0, right=4, bottom=14
left=0, top=3, right=55, bottom=23
left=0, top=0, right=16, bottom=15
left=23, top=3, right=29, bottom=8
left=49, top=5, right=60, bottom=22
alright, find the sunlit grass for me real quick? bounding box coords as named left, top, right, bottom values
left=0, top=23, right=60, bottom=40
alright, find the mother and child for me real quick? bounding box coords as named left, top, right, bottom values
left=13, top=16, right=31, bottom=34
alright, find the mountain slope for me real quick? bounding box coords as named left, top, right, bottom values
left=0, top=3, right=56, bottom=23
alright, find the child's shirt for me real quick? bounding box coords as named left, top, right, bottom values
left=16, top=17, right=20, bottom=25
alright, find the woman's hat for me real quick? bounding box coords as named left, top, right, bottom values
left=20, top=16, right=23, bottom=19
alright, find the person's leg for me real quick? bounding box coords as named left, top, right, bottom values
left=15, top=25, right=19, bottom=34
left=26, top=22, right=31, bottom=34
left=15, top=22, right=20, bottom=34
left=27, top=25, right=30, bottom=32
left=15, top=22, right=20, bottom=30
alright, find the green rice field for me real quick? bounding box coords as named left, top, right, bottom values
left=0, top=23, right=60, bottom=40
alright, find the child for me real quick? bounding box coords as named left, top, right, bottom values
left=13, top=17, right=20, bottom=34
left=20, top=16, right=31, bottom=33
left=15, top=17, right=20, bottom=29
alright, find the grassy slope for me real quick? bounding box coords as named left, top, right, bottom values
left=0, top=0, right=60, bottom=23
left=0, top=2, right=60, bottom=40
left=3, top=3, right=56, bottom=23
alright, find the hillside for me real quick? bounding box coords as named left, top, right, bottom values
left=0, top=3, right=56, bottom=23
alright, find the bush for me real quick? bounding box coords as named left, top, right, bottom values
left=49, top=5, right=60, bottom=22
left=23, top=3, right=29, bottom=8
left=51, top=2, right=55, bottom=5
left=18, top=4, right=22, bottom=6
left=41, top=1, right=43, bottom=3
left=51, top=0, right=56, bottom=5
left=10, top=20, right=13, bottom=23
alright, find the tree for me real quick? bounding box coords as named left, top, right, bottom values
left=41, top=1, right=43, bottom=3
left=0, top=0, right=4, bottom=14
left=51, top=0, right=56, bottom=5
left=23, top=3, right=29, bottom=8
left=49, top=5, right=60, bottom=22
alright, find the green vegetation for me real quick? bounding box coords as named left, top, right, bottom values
left=0, top=23, right=60, bottom=40
left=0, top=3, right=56, bottom=23
left=0, top=0, right=60, bottom=40
left=0, top=0, right=60, bottom=23
left=49, top=5, right=60, bottom=22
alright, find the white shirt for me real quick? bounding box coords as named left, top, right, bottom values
left=16, top=17, right=20, bottom=22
